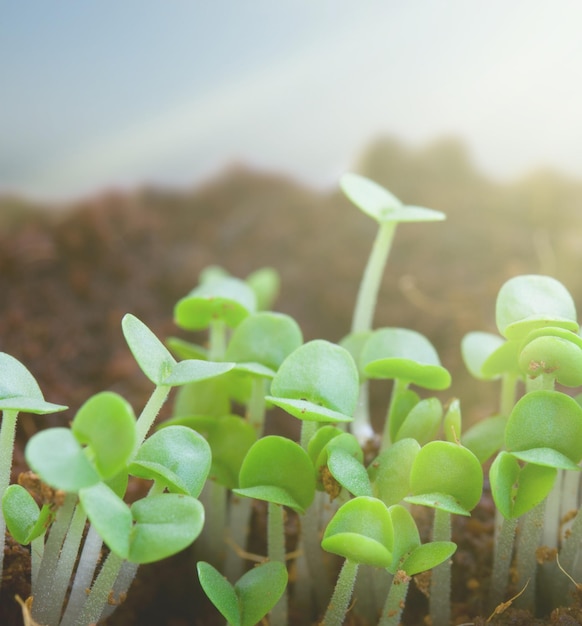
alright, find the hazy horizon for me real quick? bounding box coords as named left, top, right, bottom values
left=3, top=1, right=582, bottom=202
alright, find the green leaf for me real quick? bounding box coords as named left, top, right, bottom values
left=266, top=340, right=359, bottom=423
left=393, top=397, right=443, bottom=445
left=321, top=496, right=394, bottom=567
left=496, top=275, right=578, bottom=340
left=72, top=392, right=136, bottom=480
left=237, top=561, right=288, bottom=626
left=328, top=447, right=372, bottom=497
left=369, top=438, right=421, bottom=507
left=26, top=428, right=101, bottom=492
left=165, top=337, right=208, bottom=361
left=197, top=561, right=241, bottom=626
left=340, top=173, right=445, bottom=224
left=162, top=359, right=235, bottom=387
left=489, top=451, right=557, bottom=519
left=401, top=541, right=457, bottom=576
left=233, top=436, right=315, bottom=513
left=461, top=332, right=506, bottom=380
left=225, top=312, right=303, bottom=375
left=2, top=485, right=53, bottom=545
left=129, top=426, right=211, bottom=497
left=386, top=504, right=420, bottom=574
left=0, top=352, right=67, bottom=414
left=406, top=441, right=483, bottom=515
left=174, top=277, right=256, bottom=331
left=128, top=494, right=205, bottom=564
left=461, top=415, right=506, bottom=464
left=361, top=328, right=451, bottom=390
left=443, top=398, right=462, bottom=443
left=505, top=390, right=582, bottom=468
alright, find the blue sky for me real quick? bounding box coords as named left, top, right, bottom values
left=2, top=1, right=582, bottom=201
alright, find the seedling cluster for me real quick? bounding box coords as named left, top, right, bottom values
left=1, top=173, right=581, bottom=626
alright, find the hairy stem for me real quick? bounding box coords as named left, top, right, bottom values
left=430, top=508, right=452, bottom=626
left=268, top=502, right=287, bottom=626
left=378, top=570, right=411, bottom=626
left=322, top=558, right=359, bottom=626
left=0, top=409, right=18, bottom=585
left=489, top=516, right=518, bottom=611
left=515, top=500, right=546, bottom=610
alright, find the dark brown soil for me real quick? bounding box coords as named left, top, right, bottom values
left=3, top=137, right=582, bottom=624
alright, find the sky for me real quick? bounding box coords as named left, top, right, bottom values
left=2, top=1, right=582, bottom=202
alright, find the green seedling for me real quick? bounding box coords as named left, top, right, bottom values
left=265, top=339, right=359, bottom=448
left=320, top=495, right=394, bottom=626
left=405, top=440, right=483, bottom=626
left=233, top=435, right=316, bottom=625
left=0, top=352, right=66, bottom=586
left=495, top=274, right=578, bottom=341
left=379, top=504, right=456, bottom=626
left=197, top=560, right=288, bottom=626
left=340, top=173, right=445, bottom=442
left=225, top=311, right=303, bottom=436
left=360, top=327, right=451, bottom=450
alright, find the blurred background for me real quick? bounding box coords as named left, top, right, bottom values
left=3, top=0, right=582, bottom=201
left=2, top=0, right=582, bottom=428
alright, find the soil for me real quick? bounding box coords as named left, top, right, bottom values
left=2, top=139, right=582, bottom=624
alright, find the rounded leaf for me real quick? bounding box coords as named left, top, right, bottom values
left=2, top=485, right=53, bottom=545
left=496, top=275, right=578, bottom=340
left=0, top=352, right=67, bottom=413
left=128, top=493, right=205, bottom=564
left=387, top=504, right=421, bottom=574
left=174, top=277, right=256, bottom=330
left=461, top=332, right=506, bottom=380
left=361, top=328, right=451, bottom=390
left=401, top=541, right=457, bottom=576
left=461, top=415, right=506, bottom=464
left=245, top=267, right=280, bottom=312
left=197, top=561, right=240, bottom=626
left=321, top=496, right=393, bottom=567
left=340, top=173, right=445, bottom=224
left=394, top=397, right=443, bottom=445
left=489, top=451, right=557, bottom=519
left=369, top=438, right=421, bottom=507
left=26, top=428, right=100, bottom=492
left=234, top=436, right=315, bottom=513
left=518, top=328, right=582, bottom=387
left=225, top=312, right=303, bottom=376
left=406, top=441, right=483, bottom=515
left=237, top=561, right=288, bottom=626
left=129, top=426, right=211, bottom=497
left=266, top=340, right=359, bottom=423
left=505, top=390, right=582, bottom=469
left=72, top=392, right=136, bottom=480
left=327, top=447, right=372, bottom=498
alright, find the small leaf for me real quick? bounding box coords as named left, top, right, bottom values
left=361, top=328, right=451, bottom=390
left=129, top=426, right=211, bottom=497
left=174, top=277, right=256, bottom=331
left=394, top=397, right=443, bottom=445
left=369, top=438, right=421, bottom=507
left=321, top=496, right=394, bottom=567
left=197, top=561, right=240, bottom=626
left=461, top=332, right=506, bottom=380
left=327, top=447, right=373, bottom=497
left=266, top=340, right=359, bottom=423
left=162, top=359, right=235, bottom=387
left=496, top=275, right=578, bottom=340
left=234, top=436, right=315, bottom=513
left=237, top=561, right=288, bottom=626
left=401, top=541, right=457, bottom=576
left=246, top=267, right=280, bottom=311
left=2, top=485, right=53, bottom=545
left=0, top=352, right=67, bottom=414
left=128, top=494, right=205, bottom=564
left=72, top=392, right=136, bottom=480
left=26, top=428, right=100, bottom=492
left=461, top=415, right=506, bottom=464
left=387, top=504, right=421, bottom=575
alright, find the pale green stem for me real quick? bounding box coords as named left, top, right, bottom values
left=197, top=480, right=228, bottom=568
left=378, top=571, right=411, bottom=626
left=525, top=372, right=555, bottom=393
left=30, top=534, right=44, bottom=590
left=37, top=503, right=87, bottom=626
left=351, top=221, right=397, bottom=334
left=500, top=372, right=519, bottom=417
left=488, top=516, right=518, bottom=612
left=134, top=384, right=171, bottom=451
left=322, top=558, right=359, bottom=626
left=0, top=409, right=19, bottom=586
left=224, top=494, right=253, bottom=582
left=208, top=319, right=227, bottom=361
left=268, top=502, right=287, bottom=626
left=247, top=376, right=267, bottom=437
left=78, top=550, right=124, bottom=626
left=515, top=499, right=546, bottom=610
left=99, top=560, right=139, bottom=621
left=300, top=492, right=332, bottom=613
left=32, top=493, right=76, bottom=615
left=351, top=381, right=375, bottom=444
left=300, top=420, right=317, bottom=451
left=60, top=524, right=103, bottom=626
left=429, top=508, right=452, bottom=626
left=380, top=378, right=409, bottom=451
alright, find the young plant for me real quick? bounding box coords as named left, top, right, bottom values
left=0, top=352, right=66, bottom=586
left=404, top=440, right=483, bottom=626
left=339, top=173, right=445, bottom=442
left=197, top=560, right=288, bottom=626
